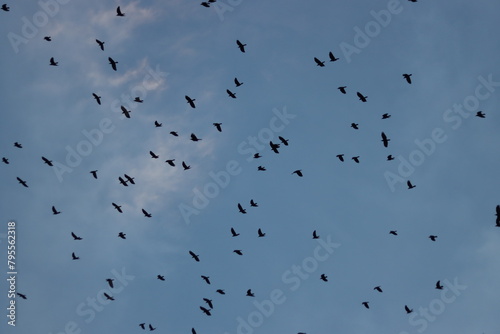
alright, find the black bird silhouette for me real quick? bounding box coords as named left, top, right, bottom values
left=142, top=209, right=152, bottom=218
left=189, top=251, right=200, bottom=262
left=96, top=39, right=105, bottom=51
left=139, top=323, right=145, bottom=330
left=389, top=230, right=398, bottom=236
left=258, top=228, right=266, bottom=237
left=476, top=111, right=486, bottom=118
left=429, top=235, right=437, bottom=241
left=352, top=156, right=360, bottom=163
left=320, top=274, right=328, bottom=282
left=231, top=227, right=240, bottom=237
left=71, top=232, right=82, bottom=240
left=213, top=123, right=222, bottom=132
left=250, top=199, right=258, bottom=207
left=49, top=57, right=58, bottom=66
left=270, top=141, right=280, bottom=154
left=14, top=142, right=22, bottom=148
left=90, top=170, right=98, bottom=179
left=257, top=166, right=266, bottom=171
left=405, top=305, right=413, bottom=314
left=435, top=280, right=443, bottom=290
left=496, top=205, right=500, bottom=226
left=201, top=2, right=210, bottom=7
left=329, top=51, right=339, bottom=62
left=17, top=293, right=27, bottom=299
left=134, top=97, right=143, bottom=103
left=185, top=95, right=196, bottom=108
left=118, top=232, right=126, bottom=239
left=91, top=93, right=102, bottom=105
left=382, top=113, right=391, bottom=119
left=108, top=57, right=118, bottom=71
left=182, top=161, right=191, bottom=170
left=124, top=174, right=135, bottom=184
left=278, top=136, right=289, bottom=146
left=203, top=298, right=213, bottom=309
left=254, top=153, right=262, bottom=159
left=52, top=206, right=61, bottom=215
left=106, top=279, right=114, bottom=288
left=336, top=154, right=344, bottom=162
left=149, top=151, right=159, bottom=159
left=44, top=36, right=51, bottom=41
left=149, top=324, right=156, bottom=331
left=192, top=328, right=197, bottom=334
left=407, top=180, right=416, bottom=189
left=157, top=275, right=165, bottom=281
left=170, top=131, right=179, bottom=136
left=292, top=170, right=303, bottom=177
left=234, top=78, right=243, bottom=87
left=2, top=4, right=10, bottom=11
left=362, top=301, right=370, bottom=309
left=72, top=252, right=79, bottom=260
left=121, top=105, right=131, bottom=118
left=2, top=157, right=9, bottom=164
left=357, top=92, right=367, bottom=102
left=200, top=306, right=211, bottom=316
left=351, top=123, right=359, bottom=130
left=216, top=289, right=225, bottom=295
left=403, top=73, right=412, bottom=84
left=338, top=86, right=347, bottom=94
left=154, top=120, right=162, bottom=127
left=190, top=133, right=202, bottom=142
left=112, top=203, right=123, bottom=213
left=381, top=132, right=390, bottom=147
left=116, top=6, right=125, bottom=16
left=374, top=286, right=383, bottom=293
left=201, top=275, right=211, bottom=284
left=236, top=40, right=246, bottom=53
left=314, top=57, right=325, bottom=67
left=16, top=177, right=28, bottom=187
left=42, top=156, right=53, bottom=166
left=238, top=203, right=246, bottom=214
left=165, top=159, right=175, bottom=167
left=104, top=293, right=114, bottom=301
left=246, top=289, right=254, bottom=297
left=118, top=176, right=128, bottom=186
left=312, top=230, right=319, bottom=239
left=387, top=155, right=394, bottom=161
left=226, top=89, right=237, bottom=98
left=234, top=249, right=243, bottom=255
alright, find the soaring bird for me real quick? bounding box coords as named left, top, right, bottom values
left=189, top=251, right=200, bottom=262
left=118, top=176, right=128, bottom=186
left=203, top=298, right=213, bottom=309
left=351, top=123, right=359, bottom=130
left=42, top=156, right=53, bottom=166
left=250, top=199, right=258, bottom=207
left=238, top=203, right=246, bottom=214
left=338, top=86, right=347, bottom=94
left=121, top=105, right=131, bottom=118
left=234, top=78, right=243, bottom=87
left=362, top=301, right=370, bottom=309
left=381, top=132, right=390, bottom=147
left=170, top=131, right=179, bottom=136
left=357, top=92, right=367, bottom=102
left=429, top=235, right=437, bottom=241
left=149, top=324, right=156, bottom=331
left=71, top=232, right=82, bottom=240
left=374, top=286, right=383, bottom=293
left=92, top=93, right=102, bottom=105
left=246, top=289, right=254, bottom=297
left=149, top=151, right=159, bottom=159
left=270, top=141, right=280, bottom=154
left=257, top=166, right=266, bottom=171
left=312, top=230, right=319, bottom=239
left=435, top=280, right=443, bottom=290
left=104, top=293, right=114, bottom=301
left=190, top=133, right=202, bottom=142
left=112, top=203, right=123, bottom=213
left=182, top=161, right=191, bottom=170
left=320, top=274, right=328, bottom=282
left=236, top=40, right=246, bottom=53
left=106, top=279, right=114, bottom=288
left=352, top=156, right=360, bottom=163
left=476, top=111, right=486, bottom=118
left=2, top=157, right=9, bottom=164
left=254, top=153, right=262, bottom=159
left=200, top=306, right=211, bottom=316
left=192, top=328, right=197, bottom=334
left=157, top=275, right=165, bottom=281
left=257, top=228, right=266, bottom=237
left=278, top=136, right=289, bottom=146
left=231, top=227, right=240, bottom=237
left=407, top=180, right=416, bottom=189
left=124, top=174, right=135, bottom=185
left=405, top=305, right=413, bottom=314
left=201, top=276, right=211, bottom=284
left=49, top=57, right=58, bottom=66
left=52, top=206, right=61, bottom=215
left=314, top=57, right=325, bottom=67
left=118, top=232, right=126, bottom=239
left=403, top=73, right=412, bottom=84
left=2, top=4, right=10, bottom=11
left=44, top=36, right=52, bottom=41
left=216, top=289, right=225, bottom=295
left=496, top=205, right=500, bottom=226
left=16, top=177, right=28, bottom=188
left=387, top=155, right=394, bottom=161
left=336, top=154, right=344, bottom=162
left=165, top=159, right=175, bottom=167
left=201, top=2, right=210, bottom=7
left=17, top=293, right=27, bottom=299
left=139, top=323, right=145, bottom=330
left=142, top=209, right=152, bottom=218
left=116, top=6, right=125, bottom=16
left=96, top=39, right=105, bottom=51
left=213, top=123, right=222, bottom=132
left=154, top=120, right=162, bottom=127
left=72, top=252, right=79, bottom=260
left=134, top=97, right=143, bottom=103
left=185, top=95, right=196, bottom=108
left=14, top=142, right=22, bottom=148
left=292, top=170, right=303, bottom=177
left=382, top=113, right=391, bottom=119
left=389, top=230, right=398, bottom=236
left=108, top=57, right=118, bottom=71
left=234, top=249, right=243, bottom=255
left=329, top=51, right=339, bottom=62
left=226, top=89, right=237, bottom=98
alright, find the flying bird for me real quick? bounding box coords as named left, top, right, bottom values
left=328, top=51, right=339, bottom=62
left=165, top=159, right=175, bottom=167
left=118, top=232, right=126, bottom=239
left=203, top=298, right=213, bottom=309
left=17, top=293, right=26, bottom=299
left=182, top=161, right=191, bottom=170
left=429, top=235, right=437, bottom=241
left=49, top=57, right=58, bottom=66
left=154, top=120, right=162, bottom=127
left=112, top=203, right=123, bottom=213
left=374, top=286, right=383, bottom=293
left=120, top=105, right=131, bottom=118
left=108, top=57, right=118, bottom=71
left=185, top=95, right=196, bottom=108
left=389, top=230, right=398, bottom=236
left=292, top=170, right=303, bottom=177
left=403, top=73, right=412, bottom=84
left=42, top=156, right=53, bottom=166
left=236, top=40, right=246, bottom=53
left=278, top=136, right=289, bottom=146
left=238, top=203, right=246, bottom=214
left=142, top=209, right=152, bottom=218
left=16, top=177, right=28, bottom=188
left=14, top=142, right=22, bottom=148
left=149, top=151, right=159, bottom=159
left=407, top=180, right=416, bottom=189
left=270, top=141, right=280, bottom=154
left=139, top=323, right=145, bottom=330
left=52, top=206, right=61, bottom=215
left=476, top=111, right=486, bottom=118
left=246, top=289, right=254, bottom=297
left=381, top=132, right=390, bottom=147
left=95, top=39, right=105, bottom=51
left=258, top=228, right=266, bottom=237
left=314, top=57, right=325, bottom=67
left=320, top=274, right=328, bottom=282
left=149, top=324, right=156, bottom=331
left=254, top=153, right=262, bottom=159
left=190, top=133, right=202, bottom=142
left=231, top=227, right=240, bottom=237
left=201, top=275, right=211, bottom=284
left=1, top=4, right=10, bottom=11
left=352, top=156, right=360, bottom=163
left=351, top=123, right=359, bottom=130
left=104, top=293, right=114, bottom=301
left=213, top=123, right=222, bottom=132
left=92, top=93, right=101, bottom=105
left=71, top=232, right=82, bottom=240
left=338, top=86, right=347, bottom=94
left=116, top=6, right=125, bottom=16
left=250, top=199, right=258, bottom=207
left=234, top=78, right=243, bottom=87
left=106, top=279, right=114, bottom=288
left=72, top=252, right=79, bottom=260
left=357, top=92, right=367, bottom=102
left=226, top=89, right=237, bottom=98
left=201, top=2, right=210, bottom=7
left=257, top=166, right=266, bottom=171
left=387, top=155, right=394, bottom=161
left=170, top=131, right=179, bottom=136
left=118, top=176, right=128, bottom=186
left=435, top=280, right=443, bottom=290
left=200, top=306, right=211, bottom=316
left=496, top=205, right=500, bottom=226
left=405, top=305, right=413, bottom=314
left=2, top=157, right=9, bottom=164
left=44, top=36, right=51, bottom=41
left=362, top=302, right=370, bottom=309
left=157, top=275, right=165, bottom=281
left=124, top=174, right=135, bottom=185
left=134, top=97, right=143, bottom=103
left=312, top=230, right=319, bottom=239
left=189, top=251, right=200, bottom=262
left=382, top=113, right=391, bottom=119
left=336, top=154, right=344, bottom=162
left=234, top=249, right=243, bottom=255
left=216, top=289, right=225, bottom=295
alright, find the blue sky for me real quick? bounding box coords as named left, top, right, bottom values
left=1, top=0, right=499, bottom=333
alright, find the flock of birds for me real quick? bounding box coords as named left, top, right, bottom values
left=1, top=2, right=498, bottom=334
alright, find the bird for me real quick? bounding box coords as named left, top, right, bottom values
left=236, top=40, right=246, bottom=53
left=121, top=106, right=131, bottom=118
left=44, top=36, right=51, bottom=41
left=338, top=86, right=347, bottom=94
left=16, top=177, right=28, bottom=188
left=17, top=293, right=27, bottom=299
left=336, top=154, right=344, bottom=162
left=362, top=302, right=370, bottom=309
left=257, top=166, right=266, bottom=171
left=72, top=252, right=79, bottom=260
left=182, top=161, right=191, bottom=170
left=381, top=132, right=390, bottom=147
left=314, top=57, right=325, bottom=67
left=203, top=298, right=213, bottom=309
left=234, top=78, right=243, bottom=87
left=435, top=280, right=443, bottom=290
left=238, top=203, right=246, bottom=214
left=253, top=153, right=262, bottom=159
left=118, top=176, right=128, bottom=186
left=329, top=51, right=339, bottom=62
left=405, top=305, right=413, bottom=314
left=407, top=180, right=416, bottom=189
left=90, top=170, right=98, bottom=179
left=42, top=156, right=53, bottom=166
left=226, top=89, right=237, bottom=98
left=352, top=156, right=360, bottom=163
left=124, top=174, right=135, bottom=185
left=157, top=275, right=165, bottom=281
left=52, top=206, right=61, bottom=215
left=476, top=111, right=486, bottom=118
left=185, top=95, right=196, bottom=108
left=270, top=141, right=280, bottom=154
left=49, top=57, right=58, bottom=66
left=201, top=276, right=211, bottom=284
left=14, top=142, right=22, bottom=148
left=200, top=306, right=211, bottom=316
left=71, top=232, right=82, bottom=240
left=382, top=113, right=391, bottom=119
left=357, top=92, right=367, bottom=102
left=320, top=274, right=328, bottom=282
left=189, top=251, right=200, bottom=262
left=190, top=133, right=202, bottom=142
left=389, top=230, right=398, bottom=236
left=112, top=203, right=123, bottom=213
left=213, top=123, right=222, bottom=132
left=258, top=228, right=266, bottom=237
left=149, top=151, right=159, bottom=159
left=496, top=205, right=500, bottom=226
left=246, top=289, right=254, bottom=297
left=278, top=136, right=289, bottom=146
left=201, top=2, right=210, bottom=7
left=351, top=123, right=359, bottom=130
left=192, top=328, right=197, bottom=334
left=116, top=6, right=125, bottom=16
left=216, top=289, right=225, bottom=295
left=2, top=157, right=9, bottom=164
left=387, top=155, right=394, bottom=161
left=429, top=235, right=437, bottom=241
left=374, top=286, right=383, bottom=293
left=142, top=209, right=152, bottom=218
left=134, top=97, right=143, bottom=103
left=231, top=227, right=240, bottom=237
left=139, top=323, right=146, bottom=330
left=292, top=170, right=303, bottom=177
left=1, top=4, right=9, bottom=11
left=106, top=279, right=114, bottom=288
left=108, top=57, right=118, bottom=71
left=154, top=120, right=162, bottom=127
left=250, top=199, right=258, bottom=207
left=312, top=230, right=319, bottom=239
left=234, top=250, right=243, bottom=255
left=118, top=232, right=126, bottom=239
left=170, top=131, right=179, bottom=136
left=402, top=73, right=412, bottom=84
left=95, top=39, right=105, bottom=51
left=92, top=93, right=101, bottom=105
left=165, top=159, right=175, bottom=167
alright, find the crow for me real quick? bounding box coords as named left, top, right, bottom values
left=201, top=2, right=210, bottom=7
left=357, top=92, right=367, bottom=102
left=320, top=274, right=328, bottom=282
left=246, top=289, right=254, bottom=297
left=200, top=306, right=211, bottom=316
left=142, top=209, right=152, bottom=218
left=226, top=89, right=237, bottom=98
left=149, top=324, right=156, bottom=330
left=213, top=123, right=222, bottom=132
left=108, top=57, right=118, bottom=71
left=42, top=156, right=53, bottom=166
left=2, top=157, right=9, bottom=164
left=476, top=111, right=486, bottom=118
left=106, top=279, right=114, bottom=288
left=254, top=153, right=262, bottom=159
left=201, top=275, right=211, bottom=284
left=170, top=131, right=179, bottom=136
left=336, top=154, right=344, bottom=162
left=387, top=155, right=394, bottom=161
left=314, top=57, right=325, bottom=67
left=192, top=328, right=197, bottom=334
left=270, top=141, right=280, bottom=154
left=71, top=232, right=82, bottom=240
left=17, top=293, right=27, bottom=299
left=429, top=235, right=437, bottom=241
left=44, top=36, right=51, bottom=41
left=90, top=170, right=98, bottom=179
left=216, top=289, right=225, bottom=295
left=189, top=251, right=200, bottom=262
left=234, top=250, right=243, bottom=255
left=165, top=159, right=175, bottom=167
left=96, top=39, right=105, bottom=51
left=92, top=93, right=101, bottom=105
left=381, top=132, right=390, bottom=147
left=72, top=252, right=79, bottom=260
left=352, top=156, right=360, bottom=163
left=236, top=40, right=246, bottom=53
left=328, top=51, right=339, bottom=62
left=257, top=228, right=266, bottom=237
left=185, top=95, right=196, bottom=108
left=190, top=133, right=202, bottom=142
left=257, top=166, right=266, bottom=171
left=238, top=203, right=246, bottom=214
left=1, top=4, right=10, bottom=11
left=435, top=280, right=443, bottom=290
left=49, top=57, right=58, bottom=66
left=292, top=170, right=303, bottom=177
left=157, top=275, right=165, bottom=281
left=118, top=176, right=128, bottom=186
left=403, top=73, right=412, bottom=84
left=14, top=142, right=22, bottom=148
left=52, top=206, right=61, bottom=215
left=496, top=205, right=500, bottom=226
left=362, top=301, right=369, bottom=309
left=112, top=203, right=123, bottom=213
left=118, top=232, right=126, bottom=239
left=312, top=230, right=319, bottom=239
left=338, top=86, right=347, bottom=94
left=121, top=105, right=131, bottom=118
left=405, top=305, right=413, bottom=314
left=154, top=120, right=162, bottom=127
left=374, top=286, right=383, bottom=293
left=124, top=174, right=135, bottom=185
left=149, top=151, right=159, bottom=159
left=139, top=323, right=146, bottom=330
left=231, top=227, right=240, bottom=237
left=116, top=6, right=125, bottom=16
left=351, top=123, right=359, bottom=130
left=16, top=177, right=28, bottom=187
left=407, top=180, right=416, bottom=189
left=134, top=97, right=143, bottom=103
left=182, top=161, right=191, bottom=170
left=234, top=78, right=243, bottom=87
left=389, top=230, right=398, bottom=236
left=250, top=199, right=258, bottom=207
left=203, top=298, right=213, bottom=309
left=382, top=113, right=391, bottom=119
left=278, top=136, right=289, bottom=146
